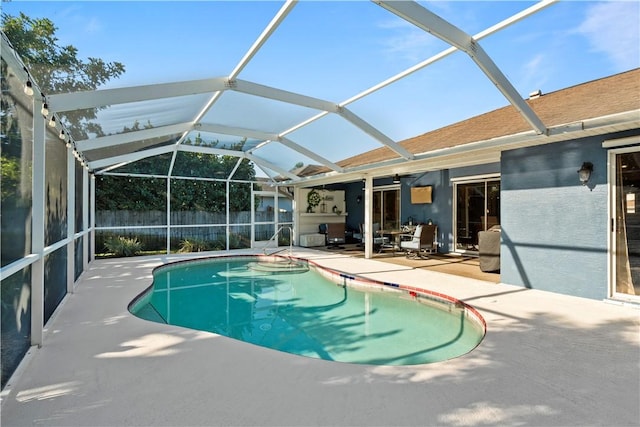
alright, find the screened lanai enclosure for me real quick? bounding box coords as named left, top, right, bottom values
left=3, top=0, right=637, bottom=389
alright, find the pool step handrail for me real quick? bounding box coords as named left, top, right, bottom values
left=263, top=225, right=293, bottom=256
left=268, top=247, right=289, bottom=256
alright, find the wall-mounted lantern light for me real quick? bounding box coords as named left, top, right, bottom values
left=577, top=162, right=593, bottom=185
left=393, top=174, right=401, bottom=184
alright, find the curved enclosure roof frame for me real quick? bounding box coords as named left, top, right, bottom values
left=15, top=0, right=584, bottom=184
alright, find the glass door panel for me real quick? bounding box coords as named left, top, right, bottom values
left=382, top=189, right=400, bottom=230
left=456, top=182, right=485, bottom=251
left=372, top=188, right=400, bottom=230
left=613, top=152, right=640, bottom=298
left=486, top=180, right=501, bottom=229
left=455, top=179, right=500, bottom=252
left=373, top=191, right=382, bottom=227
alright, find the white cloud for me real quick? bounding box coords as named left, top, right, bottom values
left=576, top=1, right=640, bottom=70
left=377, top=19, right=443, bottom=63
left=520, top=53, right=551, bottom=93
left=523, top=53, right=545, bottom=79
left=83, top=17, right=103, bottom=34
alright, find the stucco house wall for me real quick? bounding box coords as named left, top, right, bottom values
left=398, top=170, right=447, bottom=252
left=500, top=132, right=632, bottom=300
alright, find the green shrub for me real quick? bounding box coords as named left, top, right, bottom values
left=209, top=239, right=226, bottom=251
left=178, top=238, right=209, bottom=253
left=104, top=236, right=143, bottom=257
left=228, top=233, right=250, bottom=249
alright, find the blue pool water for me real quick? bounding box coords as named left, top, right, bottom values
left=130, top=256, right=485, bottom=365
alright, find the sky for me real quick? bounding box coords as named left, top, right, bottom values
left=3, top=0, right=640, bottom=176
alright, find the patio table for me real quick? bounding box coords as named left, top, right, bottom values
left=377, top=229, right=410, bottom=254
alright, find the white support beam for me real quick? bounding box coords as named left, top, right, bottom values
left=230, top=79, right=340, bottom=113
left=278, top=137, right=344, bottom=172
left=229, top=0, right=298, bottom=79
left=245, top=153, right=300, bottom=180
left=178, top=144, right=247, bottom=157
left=166, top=135, right=185, bottom=179
left=338, top=108, right=414, bottom=160
left=225, top=180, right=231, bottom=250
left=89, top=145, right=176, bottom=170
left=363, top=175, right=373, bottom=259
left=77, top=122, right=193, bottom=151
left=279, top=110, right=329, bottom=137
left=227, top=157, right=244, bottom=181
left=89, top=175, right=96, bottom=262
left=96, top=161, right=132, bottom=175
left=374, top=0, right=548, bottom=135
left=470, top=46, right=547, bottom=134
left=197, top=123, right=279, bottom=141
left=31, top=100, right=46, bottom=347
left=66, top=147, right=75, bottom=294
left=232, top=78, right=414, bottom=160
left=82, top=167, right=90, bottom=270
left=48, top=77, right=228, bottom=112
left=165, top=176, right=171, bottom=254
left=248, top=139, right=273, bottom=153
left=254, top=164, right=278, bottom=182
left=197, top=123, right=342, bottom=172
left=346, top=0, right=557, bottom=107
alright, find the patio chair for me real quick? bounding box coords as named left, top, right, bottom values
left=372, top=223, right=390, bottom=247
left=357, top=222, right=390, bottom=249
left=325, top=222, right=346, bottom=249
left=400, top=224, right=437, bottom=259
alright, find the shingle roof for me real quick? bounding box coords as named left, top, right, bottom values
left=337, top=68, right=640, bottom=169
left=290, top=164, right=330, bottom=178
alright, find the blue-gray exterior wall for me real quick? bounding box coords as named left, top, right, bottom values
left=500, top=136, right=610, bottom=300
left=344, top=181, right=363, bottom=234
left=399, top=170, right=450, bottom=252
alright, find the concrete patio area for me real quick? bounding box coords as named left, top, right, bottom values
left=1, top=249, right=639, bottom=426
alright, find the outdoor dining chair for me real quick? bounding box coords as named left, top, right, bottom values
left=400, top=224, right=437, bottom=259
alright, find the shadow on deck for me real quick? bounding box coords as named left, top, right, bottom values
left=316, top=243, right=500, bottom=284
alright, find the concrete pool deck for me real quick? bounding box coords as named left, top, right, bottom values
left=1, top=249, right=639, bottom=427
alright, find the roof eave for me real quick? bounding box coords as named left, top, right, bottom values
left=283, top=109, right=640, bottom=187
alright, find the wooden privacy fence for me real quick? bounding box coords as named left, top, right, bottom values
left=96, top=210, right=256, bottom=227
left=94, top=210, right=292, bottom=252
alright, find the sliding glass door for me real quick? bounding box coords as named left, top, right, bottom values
left=453, top=177, right=500, bottom=253
left=611, top=149, right=640, bottom=300
left=373, top=186, right=400, bottom=231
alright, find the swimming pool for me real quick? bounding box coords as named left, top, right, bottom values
left=129, top=255, right=485, bottom=365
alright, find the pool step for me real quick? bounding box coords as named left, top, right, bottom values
left=247, top=260, right=309, bottom=274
